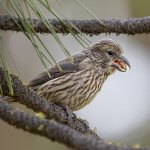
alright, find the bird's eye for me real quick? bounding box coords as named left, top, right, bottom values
left=108, top=51, right=114, bottom=55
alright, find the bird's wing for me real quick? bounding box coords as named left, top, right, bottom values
left=28, top=53, right=86, bottom=90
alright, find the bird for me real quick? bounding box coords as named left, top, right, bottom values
left=28, top=38, right=130, bottom=111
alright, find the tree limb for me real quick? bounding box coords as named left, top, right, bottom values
left=0, top=98, right=148, bottom=150
left=0, top=15, right=150, bottom=35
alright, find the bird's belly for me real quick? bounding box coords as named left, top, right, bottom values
left=38, top=71, right=102, bottom=111
left=70, top=74, right=102, bottom=111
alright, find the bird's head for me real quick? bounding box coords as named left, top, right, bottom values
left=87, top=38, right=130, bottom=73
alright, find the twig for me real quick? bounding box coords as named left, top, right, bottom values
left=0, top=98, right=148, bottom=150
left=0, top=15, right=150, bottom=35
left=0, top=67, right=100, bottom=140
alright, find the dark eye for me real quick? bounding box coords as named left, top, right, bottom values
left=108, top=51, right=114, bottom=55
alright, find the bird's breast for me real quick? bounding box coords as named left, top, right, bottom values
left=38, top=67, right=105, bottom=111
left=73, top=68, right=104, bottom=110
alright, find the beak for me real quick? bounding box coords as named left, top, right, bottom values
left=111, top=55, right=130, bottom=72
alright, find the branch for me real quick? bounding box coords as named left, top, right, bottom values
left=0, top=98, right=148, bottom=150
left=0, top=15, right=150, bottom=35
left=0, top=67, right=101, bottom=140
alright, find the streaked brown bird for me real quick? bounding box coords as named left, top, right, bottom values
left=28, top=39, right=130, bottom=111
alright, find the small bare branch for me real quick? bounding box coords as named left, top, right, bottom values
left=0, top=15, right=150, bottom=35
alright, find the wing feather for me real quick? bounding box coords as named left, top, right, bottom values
left=28, top=53, right=86, bottom=90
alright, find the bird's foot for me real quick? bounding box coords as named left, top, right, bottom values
left=54, top=102, right=74, bottom=123
left=78, top=117, right=89, bottom=128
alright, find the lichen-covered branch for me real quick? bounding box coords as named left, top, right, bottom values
left=0, top=15, right=150, bottom=35
left=0, top=98, right=148, bottom=150
left=0, top=67, right=100, bottom=140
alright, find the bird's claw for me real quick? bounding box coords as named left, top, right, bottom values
left=55, top=102, right=74, bottom=123
left=80, top=118, right=89, bottom=128
left=64, top=105, right=74, bottom=123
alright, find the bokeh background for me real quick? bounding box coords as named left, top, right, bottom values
left=1, top=0, right=150, bottom=149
